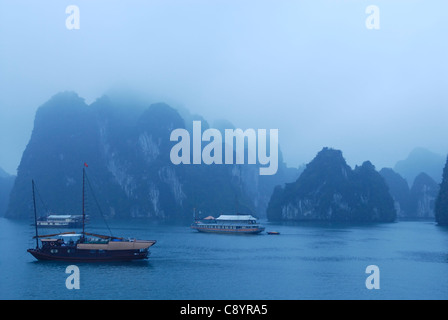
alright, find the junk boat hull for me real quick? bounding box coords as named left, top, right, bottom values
left=27, top=241, right=155, bottom=262
left=28, top=251, right=149, bottom=262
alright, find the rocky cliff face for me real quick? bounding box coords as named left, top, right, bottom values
left=266, top=148, right=396, bottom=222
left=380, top=168, right=439, bottom=219
left=409, top=173, right=439, bottom=218
left=394, top=147, right=445, bottom=184
left=6, top=91, right=298, bottom=220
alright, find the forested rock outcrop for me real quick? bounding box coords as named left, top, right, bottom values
left=267, top=148, right=396, bottom=222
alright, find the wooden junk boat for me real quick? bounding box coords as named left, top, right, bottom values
left=191, top=214, right=265, bottom=234
left=27, top=166, right=156, bottom=262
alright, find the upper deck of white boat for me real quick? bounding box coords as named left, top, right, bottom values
left=46, top=214, right=83, bottom=220
left=216, top=215, right=257, bottom=221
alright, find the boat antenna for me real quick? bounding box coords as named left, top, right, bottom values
left=32, top=180, right=39, bottom=249
left=235, top=194, right=239, bottom=215
left=193, top=207, right=199, bottom=221
left=82, top=164, right=87, bottom=241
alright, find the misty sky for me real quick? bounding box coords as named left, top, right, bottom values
left=1, top=0, right=447, bottom=175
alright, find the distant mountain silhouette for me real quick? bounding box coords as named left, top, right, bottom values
left=0, top=167, right=10, bottom=178
left=267, top=148, right=396, bottom=222
left=394, top=147, right=445, bottom=185
left=379, top=168, right=412, bottom=218
left=380, top=168, right=439, bottom=219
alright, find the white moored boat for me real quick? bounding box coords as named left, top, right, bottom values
left=191, top=214, right=265, bottom=234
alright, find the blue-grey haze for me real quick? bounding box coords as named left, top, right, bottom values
left=1, top=0, right=448, bottom=175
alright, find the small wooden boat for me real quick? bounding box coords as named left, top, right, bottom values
left=267, top=231, right=280, bottom=235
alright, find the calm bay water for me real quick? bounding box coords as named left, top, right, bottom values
left=1, top=217, right=448, bottom=300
